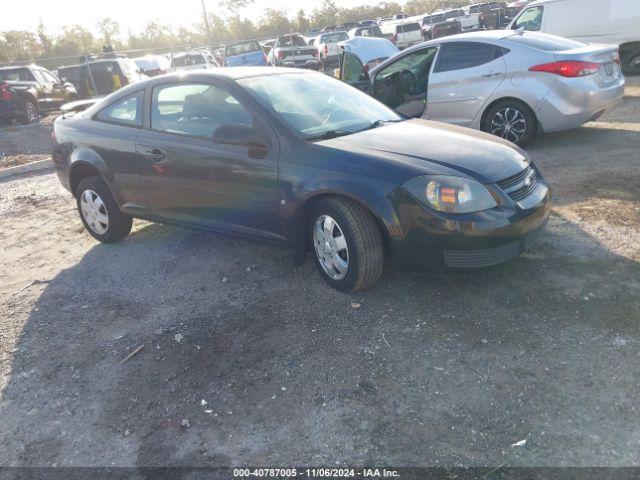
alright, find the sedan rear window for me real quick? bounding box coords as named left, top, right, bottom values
left=172, top=54, right=206, bottom=67
left=504, top=32, right=585, bottom=51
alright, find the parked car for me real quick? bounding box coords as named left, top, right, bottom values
left=508, top=0, right=640, bottom=74
left=338, top=22, right=361, bottom=30
left=314, top=31, right=350, bottom=69
left=133, top=55, right=171, bottom=77
left=338, top=30, right=624, bottom=145
left=347, top=25, right=387, bottom=39
left=51, top=68, right=550, bottom=292
left=464, top=3, right=490, bottom=29
left=359, top=20, right=378, bottom=27
left=268, top=34, right=319, bottom=69
left=481, top=2, right=509, bottom=29
left=380, top=21, right=423, bottom=49
left=58, top=57, right=145, bottom=99
left=223, top=40, right=268, bottom=67
left=0, top=65, right=77, bottom=123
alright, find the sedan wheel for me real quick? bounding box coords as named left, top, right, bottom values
left=80, top=189, right=109, bottom=235
left=490, top=107, right=527, bottom=144
left=482, top=100, right=536, bottom=146
left=313, top=214, right=349, bottom=280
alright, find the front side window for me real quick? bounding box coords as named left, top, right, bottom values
left=513, top=6, right=544, bottom=31
left=151, top=82, right=253, bottom=140
left=342, top=53, right=367, bottom=83
left=40, top=70, right=60, bottom=84
left=238, top=73, right=400, bottom=139
left=434, top=42, right=502, bottom=72
left=96, top=91, right=143, bottom=127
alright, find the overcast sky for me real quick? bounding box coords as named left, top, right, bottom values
left=3, top=0, right=385, bottom=35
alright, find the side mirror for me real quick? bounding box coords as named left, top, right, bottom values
left=212, top=124, right=261, bottom=146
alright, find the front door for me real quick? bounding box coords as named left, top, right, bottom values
left=371, top=46, right=438, bottom=119
left=135, top=80, right=280, bottom=239
left=426, top=42, right=507, bottom=126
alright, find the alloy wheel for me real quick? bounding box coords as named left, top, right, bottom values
left=490, top=107, right=527, bottom=144
left=80, top=189, right=109, bottom=235
left=313, top=214, right=349, bottom=280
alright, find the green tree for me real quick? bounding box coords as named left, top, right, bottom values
left=257, top=9, right=291, bottom=37
left=294, top=9, right=310, bottom=34
left=311, top=0, right=339, bottom=28
left=96, top=17, right=121, bottom=46
left=1, top=30, right=43, bottom=62
left=55, top=25, right=94, bottom=58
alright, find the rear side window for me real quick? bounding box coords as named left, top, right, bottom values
left=434, top=42, right=502, bottom=72
left=96, top=91, right=143, bottom=127
left=0, top=68, right=35, bottom=82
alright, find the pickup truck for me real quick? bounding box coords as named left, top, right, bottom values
left=268, top=34, right=320, bottom=69
left=0, top=65, right=77, bottom=124
left=314, top=31, right=350, bottom=69
left=58, top=57, right=145, bottom=99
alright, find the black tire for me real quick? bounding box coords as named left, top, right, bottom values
left=310, top=197, right=384, bottom=292
left=481, top=99, right=536, bottom=146
left=621, top=49, right=640, bottom=76
left=20, top=100, right=38, bottom=125
left=75, top=176, right=132, bottom=243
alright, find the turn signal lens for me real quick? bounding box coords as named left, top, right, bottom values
left=529, top=61, right=600, bottom=77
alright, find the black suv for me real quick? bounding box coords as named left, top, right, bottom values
left=0, top=65, right=77, bottom=124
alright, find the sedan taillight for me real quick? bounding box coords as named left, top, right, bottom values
left=529, top=61, right=600, bottom=77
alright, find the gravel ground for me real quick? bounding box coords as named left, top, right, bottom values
left=0, top=79, right=639, bottom=468
left=0, top=113, right=57, bottom=169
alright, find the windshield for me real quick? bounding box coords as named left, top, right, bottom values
left=238, top=73, right=401, bottom=139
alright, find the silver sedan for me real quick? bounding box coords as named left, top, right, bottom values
left=341, top=30, right=625, bottom=145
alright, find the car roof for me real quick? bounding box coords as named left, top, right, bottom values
left=0, top=65, right=39, bottom=70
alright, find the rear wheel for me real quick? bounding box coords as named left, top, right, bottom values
left=20, top=100, right=37, bottom=124
left=76, top=176, right=132, bottom=243
left=482, top=99, right=536, bottom=146
left=310, top=197, right=384, bottom=292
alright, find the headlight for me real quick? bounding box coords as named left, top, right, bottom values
left=403, top=175, right=497, bottom=214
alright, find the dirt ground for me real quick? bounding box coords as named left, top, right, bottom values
left=0, top=113, right=57, bottom=170
left=0, top=79, right=639, bottom=468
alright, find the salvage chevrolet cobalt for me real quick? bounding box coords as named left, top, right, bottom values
left=52, top=68, right=550, bottom=292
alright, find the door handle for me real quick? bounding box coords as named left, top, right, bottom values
left=144, top=148, right=166, bottom=162
left=482, top=71, right=501, bottom=78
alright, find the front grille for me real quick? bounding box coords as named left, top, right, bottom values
left=444, top=241, right=520, bottom=268
left=496, top=165, right=540, bottom=202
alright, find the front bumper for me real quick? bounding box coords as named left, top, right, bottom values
left=387, top=180, right=551, bottom=271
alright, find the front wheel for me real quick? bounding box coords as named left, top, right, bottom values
left=482, top=100, right=536, bottom=146
left=76, top=176, right=132, bottom=243
left=311, top=198, right=384, bottom=292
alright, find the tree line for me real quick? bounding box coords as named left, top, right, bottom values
left=0, top=0, right=467, bottom=68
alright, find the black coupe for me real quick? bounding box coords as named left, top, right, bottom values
left=52, top=68, right=550, bottom=291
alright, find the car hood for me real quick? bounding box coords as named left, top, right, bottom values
left=317, top=119, right=530, bottom=183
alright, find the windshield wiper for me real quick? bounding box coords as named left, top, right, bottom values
left=305, top=129, right=353, bottom=141
left=354, top=118, right=403, bottom=133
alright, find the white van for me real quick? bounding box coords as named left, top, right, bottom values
left=508, top=0, right=640, bottom=74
